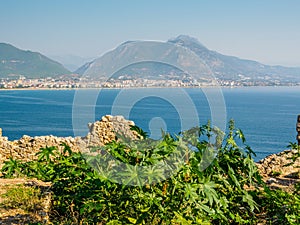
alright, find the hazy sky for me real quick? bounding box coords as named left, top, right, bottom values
left=1, top=0, right=300, bottom=66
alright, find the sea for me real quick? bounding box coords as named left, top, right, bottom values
left=1, top=86, right=300, bottom=161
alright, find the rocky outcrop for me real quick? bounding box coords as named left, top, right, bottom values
left=256, top=149, right=300, bottom=191
left=81, top=115, right=137, bottom=148
left=0, top=115, right=139, bottom=168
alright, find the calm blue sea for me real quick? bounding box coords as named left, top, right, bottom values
left=1, top=87, right=300, bottom=161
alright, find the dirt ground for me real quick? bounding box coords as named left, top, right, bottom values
left=0, top=178, right=51, bottom=225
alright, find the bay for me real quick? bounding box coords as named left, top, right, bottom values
left=0, top=86, right=300, bottom=161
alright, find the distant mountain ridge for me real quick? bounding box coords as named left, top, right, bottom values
left=168, top=35, right=300, bottom=81
left=2, top=37, right=300, bottom=82
left=0, top=43, right=70, bottom=78
left=76, top=35, right=300, bottom=82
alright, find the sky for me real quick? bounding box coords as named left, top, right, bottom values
left=1, top=0, right=300, bottom=67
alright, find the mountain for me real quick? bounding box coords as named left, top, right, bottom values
left=76, top=35, right=300, bottom=83
left=168, top=35, right=300, bottom=82
left=0, top=43, right=70, bottom=78
left=75, top=38, right=211, bottom=81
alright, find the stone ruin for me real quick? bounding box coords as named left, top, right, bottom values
left=0, top=115, right=140, bottom=168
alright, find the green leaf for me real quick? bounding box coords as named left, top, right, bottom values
left=242, top=191, right=258, bottom=211
left=107, top=220, right=122, bottom=225
left=130, top=125, right=148, bottom=139
left=228, top=165, right=241, bottom=190
left=127, top=217, right=137, bottom=224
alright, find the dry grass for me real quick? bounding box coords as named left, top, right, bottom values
left=0, top=178, right=51, bottom=225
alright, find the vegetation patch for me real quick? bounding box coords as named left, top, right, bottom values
left=0, top=179, right=51, bottom=224
left=0, top=120, right=299, bottom=224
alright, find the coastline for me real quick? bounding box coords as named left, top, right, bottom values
left=0, top=85, right=299, bottom=91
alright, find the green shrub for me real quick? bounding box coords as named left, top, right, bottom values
left=256, top=188, right=300, bottom=225
left=3, top=120, right=298, bottom=224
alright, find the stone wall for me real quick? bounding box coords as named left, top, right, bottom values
left=0, top=115, right=139, bottom=168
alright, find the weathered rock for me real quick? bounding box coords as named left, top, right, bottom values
left=0, top=115, right=140, bottom=168
left=256, top=149, right=300, bottom=177
left=266, top=178, right=277, bottom=184
left=79, top=115, right=139, bottom=151
left=256, top=149, right=300, bottom=191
